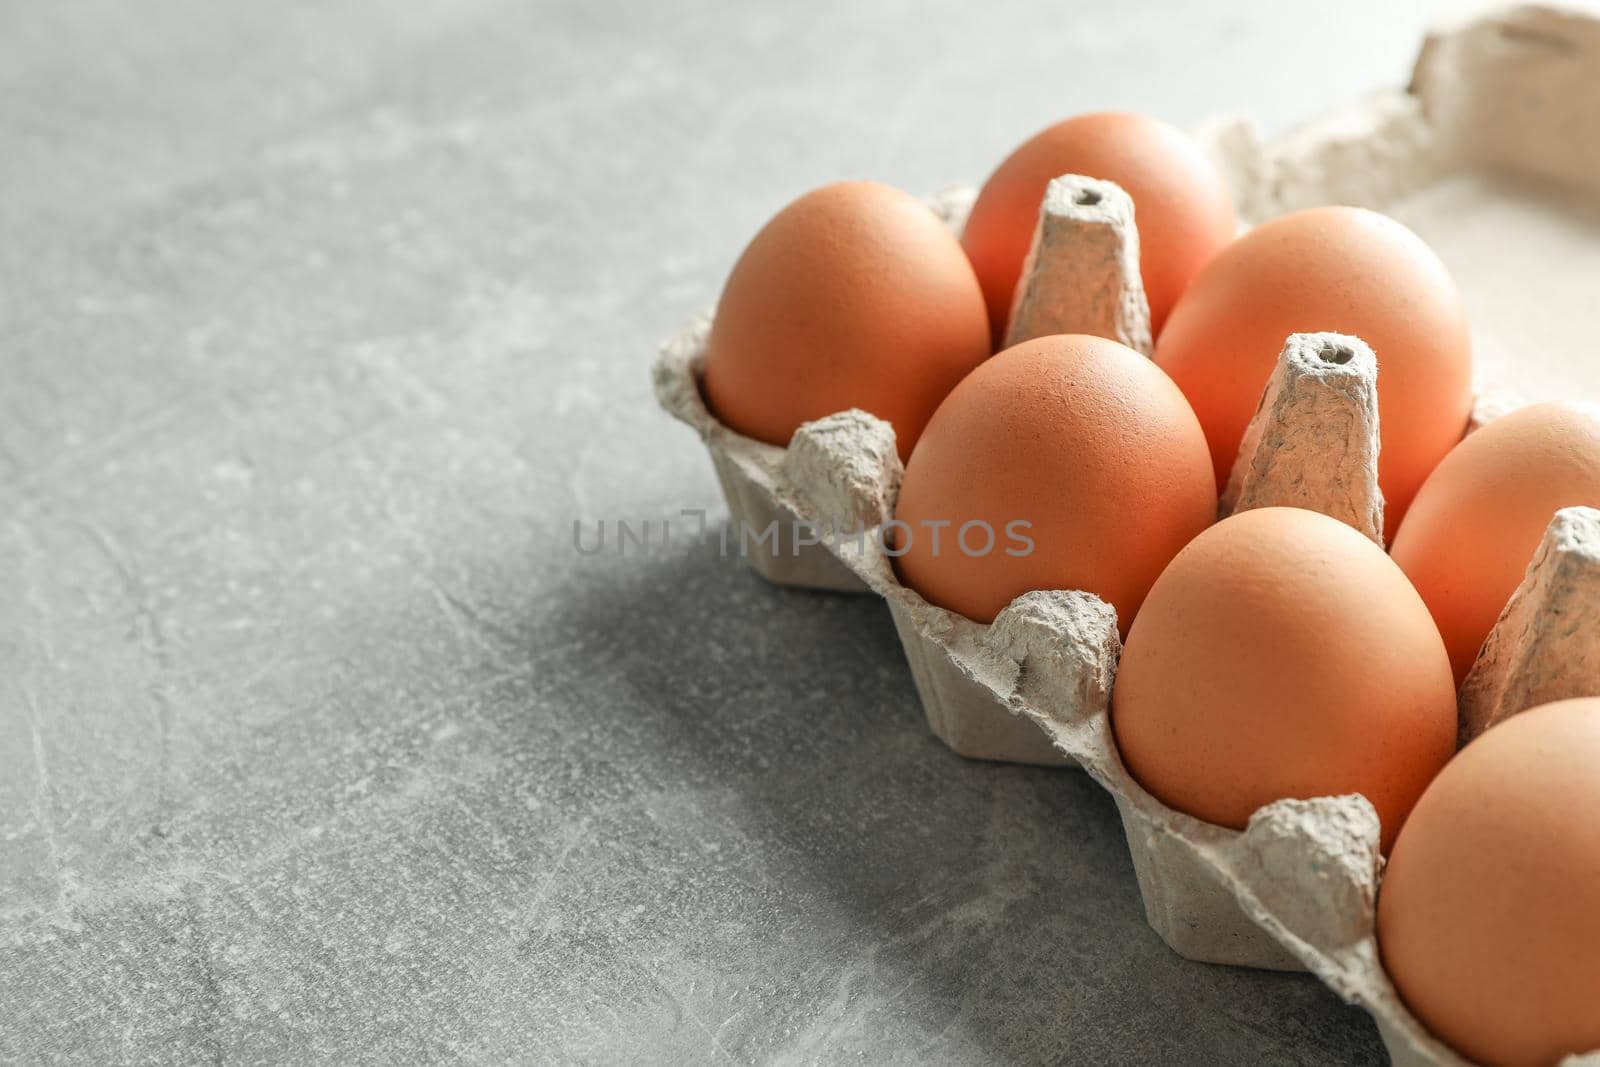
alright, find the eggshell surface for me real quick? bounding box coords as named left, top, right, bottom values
left=892, top=333, right=1215, bottom=631
left=1110, top=507, right=1456, bottom=853
left=1378, top=698, right=1600, bottom=1067
left=702, top=181, right=990, bottom=460
left=1153, top=207, right=1473, bottom=540
left=1390, top=401, right=1600, bottom=684
left=960, top=112, right=1236, bottom=342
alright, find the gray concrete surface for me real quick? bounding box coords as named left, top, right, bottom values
left=1, top=1, right=1481, bottom=1062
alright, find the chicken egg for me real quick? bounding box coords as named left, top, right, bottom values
left=1378, top=698, right=1600, bottom=1067
left=1390, top=401, right=1600, bottom=684
left=1111, top=506, right=1456, bottom=852
left=702, top=181, right=990, bottom=460
left=892, top=333, right=1215, bottom=630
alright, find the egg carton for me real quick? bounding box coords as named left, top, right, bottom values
left=653, top=4, right=1600, bottom=1063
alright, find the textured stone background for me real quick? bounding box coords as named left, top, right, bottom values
left=2, top=1, right=1481, bottom=1062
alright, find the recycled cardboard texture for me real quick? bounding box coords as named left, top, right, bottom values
left=1221, top=332, right=1384, bottom=543
left=1003, top=175, right=1152, bottom=353
left=1458, top=506, right=1600, bottom=744
left=652, top=320, right=867, bottom=593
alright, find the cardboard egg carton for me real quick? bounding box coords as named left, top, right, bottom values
left=653, top=5, right=1600, bottom=1063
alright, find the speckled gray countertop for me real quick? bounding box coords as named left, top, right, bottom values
left=2, top=1, right=1480, bottom=1062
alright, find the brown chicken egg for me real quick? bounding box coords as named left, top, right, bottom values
left=892, top=333, right=1215, bottom=631
left=1378, top=698, right=1600, bottom=1067
left=1111, top=506, right=1456, bottom=852
left=1153, top=206, right=1473, bottom=540
left=961, top=111, right=1236, bottom=342
left=701, top=180, right=990, bottom=461
left=1390, top=401, right=1600, bottom=684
